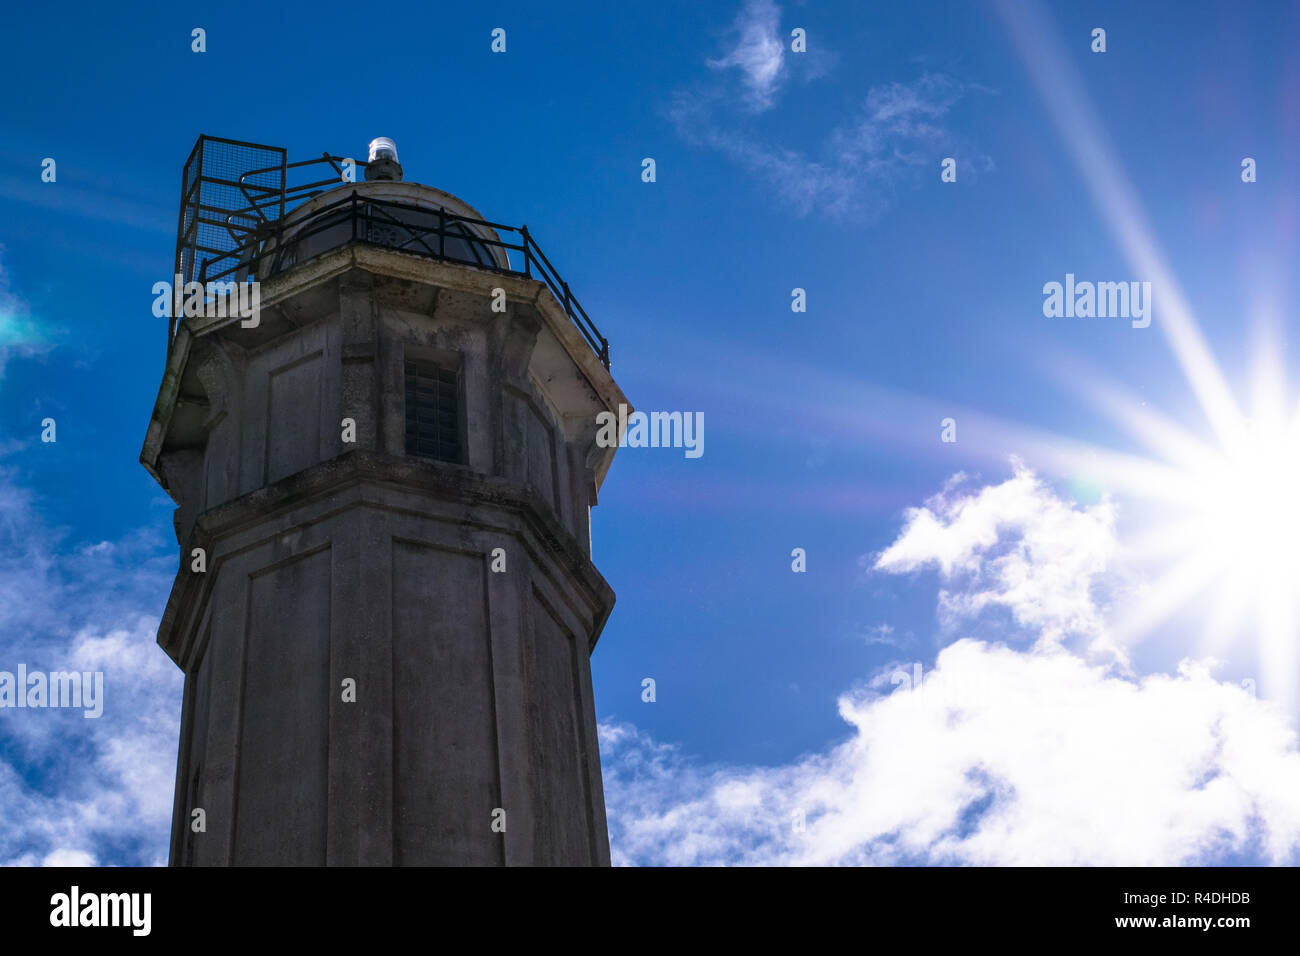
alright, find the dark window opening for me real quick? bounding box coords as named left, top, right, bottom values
left=404, top=359, right=462, bottom=463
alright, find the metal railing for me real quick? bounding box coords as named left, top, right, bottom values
left=174, top=137, right=610, bottom=369
left=206, top=192, right=610, bottom=369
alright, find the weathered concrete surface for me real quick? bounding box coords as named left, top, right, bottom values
left=142, top=193, right=628, bottom=866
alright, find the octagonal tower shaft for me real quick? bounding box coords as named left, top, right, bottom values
left=142, top=157, right=628, bottom=866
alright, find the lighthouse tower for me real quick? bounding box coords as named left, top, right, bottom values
left=141, top=136, right=627, bottom=865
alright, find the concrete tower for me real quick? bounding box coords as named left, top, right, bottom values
left=141, top=136, right=627, bottom=866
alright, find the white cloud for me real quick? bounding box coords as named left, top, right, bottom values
left=0, top=469, right=180, bottom=867
left=601, top=466, right=1300, bottom=866
left=875, top=462, right=1120, bottom=660
left=40, top=848, right=96, bottom=867
left=707, top=0, right=786, bottom=111
left=603, top=644, right=1300, bottom=867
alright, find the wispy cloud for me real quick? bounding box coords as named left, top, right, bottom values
left=601, top=466, right=1300, bottom=866
left=860, top=623, right=908, bottom=649
left=0, top=144, right=173, bottom=239
left=0, top=254, right=53, bottom=380
left=671, top=3, right=991, bottom=221
left=830, top=73, right=986, bottom=180
left=707, top=0, right=787, bottom=112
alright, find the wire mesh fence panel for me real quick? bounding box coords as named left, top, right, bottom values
left=176, top=137, right=287, bottom=286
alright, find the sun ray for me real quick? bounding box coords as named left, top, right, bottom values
left=1067, top=373, right=1222, bottom=475
left=992, top=0, right=1300, bottom=709
left=994, top=0, right=1245, bottom=447
left=1111, top=551, right=1225, bottom=648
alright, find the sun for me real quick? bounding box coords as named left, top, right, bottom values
left=1036, top=356, right=1300, bottom=712
left=992, top=3, right=1300, bottom=709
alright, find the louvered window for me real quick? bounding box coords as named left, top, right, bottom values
left=404, top=358, right=462, bottom=463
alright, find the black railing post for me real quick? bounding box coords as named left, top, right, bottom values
left=521, top=225, right=531, bottom=278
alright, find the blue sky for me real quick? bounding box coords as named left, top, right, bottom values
left=3, top=0, right=1300, bottom=865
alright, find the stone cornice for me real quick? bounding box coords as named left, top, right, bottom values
left=156, top=449, right=616, bottom=667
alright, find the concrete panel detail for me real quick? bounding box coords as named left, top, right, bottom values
left=232, top=546, right=332, bottom=865
left=526, top=588, right=595, bottom=865
left=266, top=351, right=324, bottom=485
left=176, top=625, right=212, bottom=866
left=391, top=539, right=502, bottom=865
